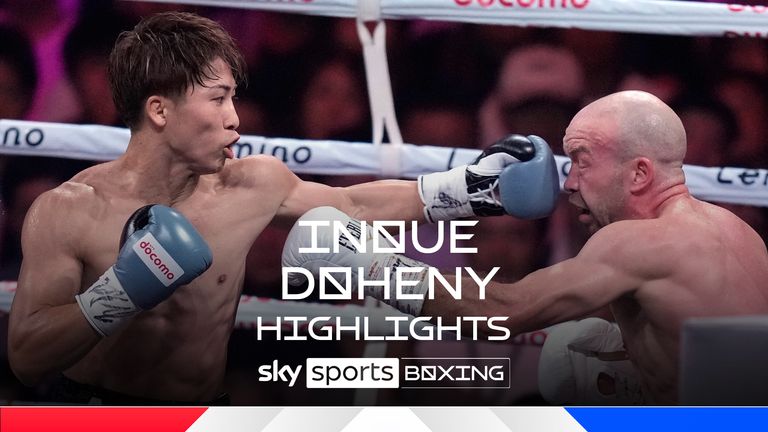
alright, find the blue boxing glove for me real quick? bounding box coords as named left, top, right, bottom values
left=499, top=135, right=559, bottom=219
left=76, top=205, right=212, bottom=336
left=418, top=134, right=558, bottom=221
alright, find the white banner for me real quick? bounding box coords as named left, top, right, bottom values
left=1, top=119, right=767, bottom=207
left=135, top=0, right=768, bottom=37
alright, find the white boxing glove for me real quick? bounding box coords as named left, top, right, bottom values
left=281, top=206, right=429, bottom=316
left=538, top=318, right=645, bottom=405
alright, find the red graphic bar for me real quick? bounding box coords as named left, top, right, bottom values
left=0, top=407, right=207, bottom=432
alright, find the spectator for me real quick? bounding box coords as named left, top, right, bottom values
left=296, top=55, right=370, bottom=142
left=401, top=100, right=476, bottom=149
left=616, top=34, right=702, bottom=104
left=478, top=43, right=585, bottom=147
left=0, top=157, right=90, bottom=279
left=3, top=0, right=81, bottom=121
left=673, top=94, right=738, bottom=167
left=715, top=72, right=768, bottom=168
left=64, top=12, right=132, bottom=125
left=0, top=24, right=37, bottom=120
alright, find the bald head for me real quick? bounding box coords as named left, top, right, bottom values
left=571, top=91, right=687, bottom=168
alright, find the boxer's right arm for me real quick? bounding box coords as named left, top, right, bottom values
left=9, top=194, right=212, bottom=385
left=75, top=205, right=213, bottom=336
left=9, top=190, right=100, bottom=385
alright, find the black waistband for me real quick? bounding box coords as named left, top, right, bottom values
left=46, top=375, right=230, bottom=406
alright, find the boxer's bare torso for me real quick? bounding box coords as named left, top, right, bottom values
left=71, top=157, right=287, bottom=400
left=15, top=156, right=287, bottom=401
left=607, top=197, right=768, bottom=404
left=427, top=194, right=768, bottom=404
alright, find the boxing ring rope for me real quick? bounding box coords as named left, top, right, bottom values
left=1, top=119, right=767, bottom=207
left=137, top=0, right=768, bottom=38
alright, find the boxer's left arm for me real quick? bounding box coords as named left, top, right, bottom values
left=271, top=134, right=558, bottom=223
left=240, top=155, right=423, bottom=224
left=284, top=175, right=425, bottom=223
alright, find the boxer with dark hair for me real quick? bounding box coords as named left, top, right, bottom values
left=8, top=12, right=555, bottom=404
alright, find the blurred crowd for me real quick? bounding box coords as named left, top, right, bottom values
left=0, top=0, right=767, bottom=405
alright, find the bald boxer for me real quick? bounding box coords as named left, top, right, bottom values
left=285, top=90, right=768, bottom=404
left=7, top=12, right=554, bottom=404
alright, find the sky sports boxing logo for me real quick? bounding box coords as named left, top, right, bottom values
left=259, top=357, right=510, bottom=389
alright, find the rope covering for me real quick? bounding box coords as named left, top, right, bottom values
left=134, top=0, right=768, bottom=37
left=1, top=119, right=766, bottom=207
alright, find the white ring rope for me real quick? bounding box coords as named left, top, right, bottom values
left=135, top=0, right=768, bottom=37
left=1, top=119, right=767, bottom=207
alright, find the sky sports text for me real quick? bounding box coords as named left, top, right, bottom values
left=258, top=358, right=510, bottom=389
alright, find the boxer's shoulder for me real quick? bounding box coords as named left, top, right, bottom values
left=577, top=220, right=681, bottom=278
left=217, top=155, right=296, bottom=193
left=31, top=180, right=97, bottom=218
left=22, top=184, right=100, bottom=260
left=62, top=163, right=123, bottom=206
left=28, top=167, right=116, bottom=241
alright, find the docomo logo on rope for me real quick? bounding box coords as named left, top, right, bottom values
left=724, top=3, right=768, bottom=37
left=454, top=0, right=589, bottom=9
left=727, top=4, right=768, bottom=13
left=132, top=233, right=185, bottom=287
left=250, top=0, right=314, bottom=3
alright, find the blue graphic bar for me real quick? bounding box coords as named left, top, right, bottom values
left=566, top=407, right=768, bottom=432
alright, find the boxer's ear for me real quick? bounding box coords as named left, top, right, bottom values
left=145, top=95, right=167, bottom=128
left=629, top=157, right=653, bottom=193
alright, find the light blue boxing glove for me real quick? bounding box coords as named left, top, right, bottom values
left=499, top=135, right=560, bottom=219
left=76, top=205, right=213, bottom=336
left=418, top=134, right=558, bottom=221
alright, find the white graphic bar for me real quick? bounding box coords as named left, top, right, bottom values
left=186, top=407, right=588, bottom=431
